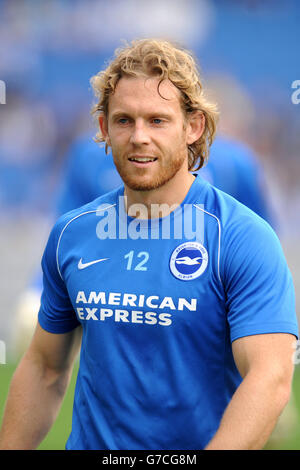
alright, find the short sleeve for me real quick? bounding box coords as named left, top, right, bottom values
left=38, top=219, right=80, bottom=334
left=221, top=214, right=298, bottom=342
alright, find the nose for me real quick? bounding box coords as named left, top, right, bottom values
left=129, top=120, right=151, bottom=145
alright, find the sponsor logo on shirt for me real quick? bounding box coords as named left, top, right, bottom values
left=75, top=291, right=198, bottom=327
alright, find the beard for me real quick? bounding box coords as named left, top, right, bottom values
left=111, top=148, right=187, bottom=192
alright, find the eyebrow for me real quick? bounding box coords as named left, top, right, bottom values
left=110, top=110, right=174, bottom=121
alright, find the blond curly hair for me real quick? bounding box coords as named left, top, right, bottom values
left=90, top=39, right=219, bottom=171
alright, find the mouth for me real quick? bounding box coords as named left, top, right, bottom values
left=128, top=155, right=158, bottom=167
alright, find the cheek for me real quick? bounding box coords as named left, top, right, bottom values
left=156, top=127, right=183, bottom=145
left=167, top=129, right=188, bottom=152
left=108, top=130, right=128, bottom=152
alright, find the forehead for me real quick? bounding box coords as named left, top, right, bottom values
left=108, top=75, right=182, bottom=114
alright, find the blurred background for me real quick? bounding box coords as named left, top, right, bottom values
left=0, top=0, right=299, bottom=450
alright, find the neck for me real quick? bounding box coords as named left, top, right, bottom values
left=124, top=170, right=195, bottom=219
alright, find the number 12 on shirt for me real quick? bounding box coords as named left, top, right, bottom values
left=124, top=251, right=149, bottom=271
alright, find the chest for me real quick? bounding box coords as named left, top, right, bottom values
left=60, top=230, right=224, bottom=336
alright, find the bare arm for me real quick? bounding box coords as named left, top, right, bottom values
left=205, top=333, right=296, bottom=450
left=0, top=322, right=82, bottom=450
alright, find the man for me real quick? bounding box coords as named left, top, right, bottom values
left=0, top=39, right=298, bottom=450
left=12, top=129, right=275, bottom=356
left=12, top=129, right=275, bottom=357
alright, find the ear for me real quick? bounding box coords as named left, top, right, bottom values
left=98, top=114, right=111, bottom=146
left=186, top=111, right=205, bottom=145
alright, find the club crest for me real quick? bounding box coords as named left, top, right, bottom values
left=169, top=242, right=208, bottom=281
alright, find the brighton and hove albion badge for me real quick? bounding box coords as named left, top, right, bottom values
left=169, top=242, right=208, bottom=281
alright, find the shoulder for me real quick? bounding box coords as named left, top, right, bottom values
left=52, top=186, right=123, bottom=241
left=197, top=177, right=259, bottom=222
left=204, top=187, right=287, bottom=287
left=198, top=178, right=279, bottom=254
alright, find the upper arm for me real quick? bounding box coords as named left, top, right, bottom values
left=232, top=333, right=296, bottom=382
left=38, top=216, right=81, bottom=334
left=26, top=322, right=82, bottom=373
left=222, top=214, right=298, bottom=343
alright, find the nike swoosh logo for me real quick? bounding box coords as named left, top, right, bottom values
left=78, top=257, right=109, bottom=270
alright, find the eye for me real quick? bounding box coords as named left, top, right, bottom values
left=152, top=118, right=163, bottom=124
left=118, top=117, right=129, bottom=124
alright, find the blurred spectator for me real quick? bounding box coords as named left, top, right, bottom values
left=0, top=90, right=57, bottom=213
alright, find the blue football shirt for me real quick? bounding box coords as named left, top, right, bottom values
left=38, top=175, right=298, bottom=450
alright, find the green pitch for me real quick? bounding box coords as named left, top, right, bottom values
left=1, top=362, right=300, bottom=450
